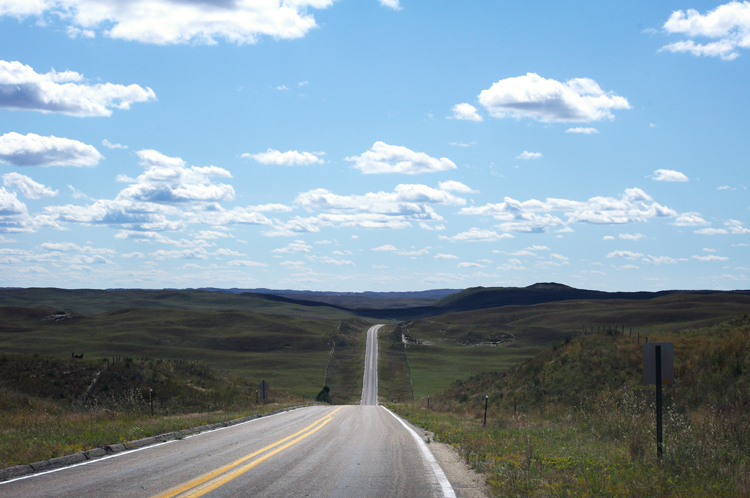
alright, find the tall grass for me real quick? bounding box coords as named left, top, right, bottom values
left=392, top=316, right=750, bottom=497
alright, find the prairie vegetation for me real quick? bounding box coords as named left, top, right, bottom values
left=0, top=352, right=297, bottom=468
left=391, top=315, right=750, bottom=497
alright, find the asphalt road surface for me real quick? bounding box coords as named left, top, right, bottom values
left=360, top=324, right=384, bottom=406
left=0, top=323, right=459, bottom=498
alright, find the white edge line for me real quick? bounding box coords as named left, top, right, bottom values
left=381, top=406, right=456, bottom=498
left=0, top=405, right=316, bottom=486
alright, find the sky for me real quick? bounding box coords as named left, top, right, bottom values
left=0, top=0, right=748, bottom=292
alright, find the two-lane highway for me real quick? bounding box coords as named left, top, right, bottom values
left=0, top=323, right=458, bottom=497
left=360, top=324, right=383, bottom=406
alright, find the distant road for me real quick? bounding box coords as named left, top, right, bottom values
left=360, top=324, right=384, bottom=406
left=1, top=323, right=458, bottom=497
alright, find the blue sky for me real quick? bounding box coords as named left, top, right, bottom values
left=0, top=0, right=748, bottom=292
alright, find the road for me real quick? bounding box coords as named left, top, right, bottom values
left=0, top=323, right=459, bottom=497
left=360, top=323, right=383, bottom=406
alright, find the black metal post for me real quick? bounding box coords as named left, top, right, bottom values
left=256, top=389, right=258, bottom=404
left=656, top=344, right=663, bottom=460
left=149, top=388, right=153, bottom=416
left=483, top=395, right=488, bottom=427
left=427, top=396, right=430, bottom=409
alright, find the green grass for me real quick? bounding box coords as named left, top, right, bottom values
left=390, top=315, right=750, bottom=497
left=376, top=325, right=414, bottom=403
left=0, top=352, right=308, bottom=467
left=393, top=293, right=750, bottom=397
left=0, top=288, right=355, bottom=319
left=0, top=306, right=370, bottom=398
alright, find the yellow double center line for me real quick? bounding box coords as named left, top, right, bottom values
left=152, top=407, right=343, bottom=498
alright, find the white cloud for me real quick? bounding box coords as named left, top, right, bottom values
left=372, top=244, right=397, bottom=252
left=102, top=139, right=127, bottom=149
left=346, top=142, right=456, bottom=174
left=603, top=235, right=615, bottom=240
left=619, top=233, right=645, bottom=240
left=0, top=60, right=156, bottom=117
left=450, top=103, right=483, bottom=121
left=566, top=127, right=599, bottom=134
left=438, top=180, right=478, bottom=193
left=435, top=253, right=458, bottom=259
left=440, top=228, right=515, bottom=242
left=673, top=212, right=709, bottom=226
left=458, top=262, right=484, bottom=268
left=242, top=149, right=324, bottom=166
left=718, top=185, right=735, bottom=190
left=695, top=228, right=728, bottom=235
left=0, top=132, right=103, bottom=167
left=290, top=184, right=465, bottom=233
left=0, top=0, right=335, bottom=45
left=477, top=73, right=631, bottom=122
left=118, top=149, right=234, bottom=204
left=379, top=0, right=402, bottom=10
left=643, top=255, right=678, bottom=265
left=661, top=2, right=750, bottom=60
left=652, top=169, right=689, bottom=182
left=607, top=250, right=644, bottom=260
left=517, top=151, right=543, bottom=160
left=272, top=240, right=312, bottom=253
left=3, top=172, right=57, bottom=198
left=227, top=260, right=268, bottom=267
left=307, top=255, right=355, bottom=265
left=693, top=254, right=730, bottom=262
left=460, top=188, right=676, bottom=233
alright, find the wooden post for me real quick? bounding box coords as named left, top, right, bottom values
left=483, top=395, right=488, bottom=427
left=656, top=345, right=663, bottom=460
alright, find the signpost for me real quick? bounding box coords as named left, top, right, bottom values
left=259, top=380, right=269, bottom=403
left=643, top=342, right=674, bottom=460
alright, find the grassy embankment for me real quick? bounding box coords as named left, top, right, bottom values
left=0, top=352, right=297, bottom=468
left=391, top=315, right=750, bottom=497
left=0, top=305, right=371, bottom=467
left=382, top=293, right=750, bottom=399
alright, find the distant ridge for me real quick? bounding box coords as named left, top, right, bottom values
left=0, top=284, right=748, bottom=320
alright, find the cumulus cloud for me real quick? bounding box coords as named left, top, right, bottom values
left=227, top=260, right=268, bottom=267
left=673, top=212, right=709, bottom=226
left=242, top=149, right=324, bottom=166
left=0, top=132, right=103, bottom=167
left=566, top=127, right=599, bottom=134
left=438, top=180, right=478, bottom=193
left=660, top=2, right=750, bottom=60
left=3, top=172, right=57, bottom=198
left=450, top=103, right=483, bottom=121
left=0, top=187, right=33, bottom=233
left=460, top=188, right=676, bottom=233
left=477, top=73, right=631, bottom=122
left=440, top=228, right=515, bottom=242
left=693, top=254, right=730, bottom=262
left=287, top=183, right=465, bottom=233
left=619, top=233, right=646, bottom=240
left=43, top=149, right=271, bottom=232
left=346, top=142, right=456, bottom=174
left=272, top=240, right=312, bottom=253
left=517, top=151, right=542, bottom=160
left=607, top=250, right=644, bottom=260
left=102, top=139, right=127, bottom=149
left=0, top=0, right=335, bottom=45
left=0, top=60, right=156, bottom=117
left=652, top=169, right=689, bottom=182
left=379, top=0, right=402, bottom=10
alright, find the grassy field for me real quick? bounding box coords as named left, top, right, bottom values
left=0, top=351, right=308, bottom=468
left=390, top=293, right=750, bottom=398
left=391, top=314, right=750, bottom=497
left=0, top=288, right=355, bottom=319
left=0, top=306, right=371, bottom=398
